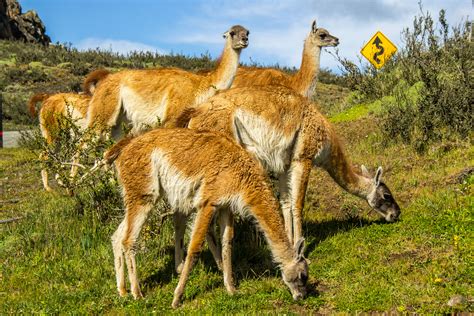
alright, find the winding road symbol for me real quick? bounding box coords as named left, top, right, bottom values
left=372, top=36, right=385, bottom=64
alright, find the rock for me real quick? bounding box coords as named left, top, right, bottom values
left=447, top=294, right=466, bottom=307
left=0, top=0, right=50, bottom=45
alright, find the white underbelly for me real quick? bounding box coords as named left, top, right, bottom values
left=120, top=86, right=168, bottom=132
left=234, top=109, right=296, bottom=174
left=150, top=149, right=202, bottom=215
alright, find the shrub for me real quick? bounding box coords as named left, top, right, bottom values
left=21, top=109, right=122, bottom=222
left=2, top=92, right=32, bottom=125
left=337, top=5, right=473, bottom=152
left=385, top=8, right=472, bottom=152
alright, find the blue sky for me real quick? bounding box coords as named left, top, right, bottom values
left=20, top=0, right=472, bottom=72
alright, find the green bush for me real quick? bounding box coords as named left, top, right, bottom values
left=21, top=109, right=122, bottom=222
left=383, top=8, right=473, bottom=151
left=337, top=6, right=473, bottom=152
left=2, top=92, right=32, bottom=125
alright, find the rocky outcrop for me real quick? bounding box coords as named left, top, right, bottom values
left=0, top=0, right=50, bottom=45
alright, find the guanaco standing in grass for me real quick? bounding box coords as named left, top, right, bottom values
left=28, top=69, right=110, bottom=191
left=84, top=25, right=249, bottom=135
left=104, top=128, right=309, bottom=308
left=179, top=85, right=400, bottom=251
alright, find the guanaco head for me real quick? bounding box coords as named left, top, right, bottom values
left=362, top=166, right=401, bottom=222
left=281, top=238, right=308, bottom=300
left=308, top=20, right=339, bottom=48
left=223, top=25, right=249, bottom=50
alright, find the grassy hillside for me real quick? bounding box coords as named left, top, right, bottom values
left=1, top=94, right=472, bottom=313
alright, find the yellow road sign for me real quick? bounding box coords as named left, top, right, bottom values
left=361, top=31, right=397, bottom=69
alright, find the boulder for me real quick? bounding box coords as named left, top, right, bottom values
left=0, top=0, right=50, bottom=45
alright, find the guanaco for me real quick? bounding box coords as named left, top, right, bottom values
left=179, top=85, right=401, bottom=248
left=104, top=128, right=309, bottom=308
left=28, top=69, right=110, bottom=191
left=84, top=25, right=249, bottom=135
left=70, top=25, right=249, bottom=178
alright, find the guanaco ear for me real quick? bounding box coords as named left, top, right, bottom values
left=295, top=238, right=306, bottom=261
left=223, top=30, right=230, bottom=39
left=361, top=165, right=370, bottom=177
left=311, top=20, right=317, bottom=33
left=233, top=116, right=256, bottom=149
left=374, top=166, right=383, bottom=187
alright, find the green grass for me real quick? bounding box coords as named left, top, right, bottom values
left=1, top=115, right=472, bottom=313
left=309, top=189, right=472, bottom=313
left=329, top=104, right=369, bottom=123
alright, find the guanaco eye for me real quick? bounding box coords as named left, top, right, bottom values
left=320, top=34, right=327, bottom=39
left=299, top=272, right=308, bottom=284
left=383, top=193, right=392, bottom=200
left=230, top=31, right=235, bottom=37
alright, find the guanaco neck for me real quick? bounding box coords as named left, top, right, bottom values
left=291, top=38, right=321, bottom=99
left=323, top=134, right=372, bottom=200
left=207, top=40, right=241, bottom=90
left=245, top=194, right=295, bottom=266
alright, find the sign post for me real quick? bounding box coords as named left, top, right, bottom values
left=361, top=31, right=397, bottom=69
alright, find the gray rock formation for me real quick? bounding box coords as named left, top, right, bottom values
left=0, top=0, right=50, bottom=45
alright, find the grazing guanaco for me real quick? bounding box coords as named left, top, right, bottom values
left=28, top=69, right=110, bottom=191
left=105, top=128, right=308, bottom=308
left=29, top=93, right=90, bottom=191
left=179, top=85, right=401, bottom=247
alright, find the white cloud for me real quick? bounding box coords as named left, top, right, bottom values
left=246, top=23, right=310, bottom=67
left=198, top=0, right=295, bottom=19
left=75, top=38, right=166, bottom=55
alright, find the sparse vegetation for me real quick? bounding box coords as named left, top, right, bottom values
left=20, top=110, right=121, bottom=221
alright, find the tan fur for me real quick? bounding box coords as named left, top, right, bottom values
left=185, top=85, right=400, bottom=244
left=83, top=68, right=110, bottom=95
left=29, top=93, right=91, bottom=191
left=28, top=93, right=49, bottom=117
left=35, top=93, right=90, bottom=142
left=232, top=20, right=338, bottom=99
left=107, top=128, right=308, bottom=307
left=85, top=25, right=249, bottom=134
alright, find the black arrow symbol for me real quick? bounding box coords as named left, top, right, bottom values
left=372, top=36, right=385, bottom=64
